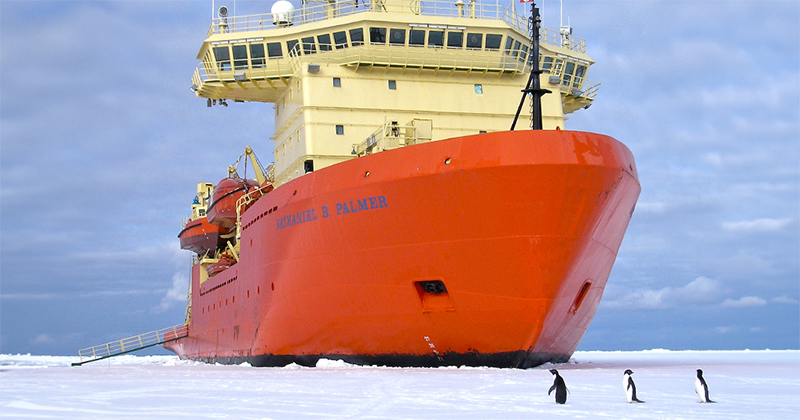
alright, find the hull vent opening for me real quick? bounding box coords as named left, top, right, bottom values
left=414, top=280, right=455, bottom=313
left=569, top=281, right=592, bottom=314
left=419, top=280, right=447, bottom=294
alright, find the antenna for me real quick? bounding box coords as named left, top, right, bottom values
left=510, top=1, right=551, bottom=131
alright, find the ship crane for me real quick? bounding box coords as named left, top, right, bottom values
left=227, top=145, right=271, bottom=185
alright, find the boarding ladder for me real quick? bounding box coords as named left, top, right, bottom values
left=71, top=324, right=188, bottom=366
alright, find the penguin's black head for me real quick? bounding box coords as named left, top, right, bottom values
left=549, top=369, right=558, bottom=375
left=697, top=369, right=703, bottom=377
left=624, top=369, right=634, bottom=375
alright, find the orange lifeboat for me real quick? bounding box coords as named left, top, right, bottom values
left=205, top=253, right=237, bottom=277
left=206, top=177, right=259, bottom=229
left=178, top=217, right=230, bottom=255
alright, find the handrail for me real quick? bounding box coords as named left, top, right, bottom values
left=208, top=1, right=530, bottom=36
left=72, top=324, right=188, bottom=366
left=195, top=44, right=532, bottom=91
left=354, top=119, right=431, bottom=156
left=235, top=183, right=274, bottom=238
left=205, top=1, right=585, bottom=53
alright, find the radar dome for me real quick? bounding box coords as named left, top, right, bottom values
left=271, top=1, right=296, bottom=26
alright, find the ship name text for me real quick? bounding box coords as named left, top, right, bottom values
left=276, top=195, right=388, bottom=230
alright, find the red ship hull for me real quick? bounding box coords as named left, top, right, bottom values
left=165, top=130, right=640, bottom=368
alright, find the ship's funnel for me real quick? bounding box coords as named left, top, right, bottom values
left=271, top=1, right=295, bottom=27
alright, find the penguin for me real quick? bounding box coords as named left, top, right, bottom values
left=695, top=369, right=716, bottom=403
left=548, top=369, right=568, bottom=404
left=622, top=369, right=645, bottom=403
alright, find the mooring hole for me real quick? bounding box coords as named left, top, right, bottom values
left=570, top=281, right=592, bottom=314
left=418, top=280, right=447, bottom=295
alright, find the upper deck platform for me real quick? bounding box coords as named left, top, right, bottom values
left=205, top=0, right=586, bottom=53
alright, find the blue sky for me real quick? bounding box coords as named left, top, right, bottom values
left=1, top=0, right=798, bottom=356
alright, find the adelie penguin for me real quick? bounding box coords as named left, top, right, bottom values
left=548, top=369, right=568, bottom=404
left=622, top=369, right=645, bottom=403
left=695, top=369, right=716, bottom=403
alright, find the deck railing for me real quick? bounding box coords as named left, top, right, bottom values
left=206, top=1, right=585, bottom=53
left=73, top=324, right=188, bottom=366
left=209, top=1, right=529, bottom=36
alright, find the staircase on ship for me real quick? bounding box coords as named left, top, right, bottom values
left=71, top=324, right=188, bottom=366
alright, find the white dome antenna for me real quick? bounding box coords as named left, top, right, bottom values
left=271, top=1, right=296, bottom=27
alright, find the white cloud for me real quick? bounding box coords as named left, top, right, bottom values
left=715, top=326, right=735, bottom=334
left=722, top=296, right=768, bottom=308
left=722, top=218, right=793, bottom=233
left=771, top=296, right=799, bottom=305
left=31, top=334, right=55, bottom=346
left=634, top=202, right=667, bottom=214
left=601, top=276, right=721, bottom=310
left=156, top=271, right=191, bottom=313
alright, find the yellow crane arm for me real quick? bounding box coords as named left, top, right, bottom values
left=244, top=146, right=267, bottom=185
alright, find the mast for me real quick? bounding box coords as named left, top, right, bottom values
left=510, top=0, right=550, bottom=131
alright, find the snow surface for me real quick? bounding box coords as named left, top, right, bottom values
left=1, top=350, right=798, bottom=419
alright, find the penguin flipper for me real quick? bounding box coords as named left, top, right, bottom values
left=548, top=384, right=556, bottom=395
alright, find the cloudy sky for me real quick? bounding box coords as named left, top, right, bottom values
left=1, top=0, right=798, bottom=356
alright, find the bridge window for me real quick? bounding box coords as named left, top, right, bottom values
left=370, top=27, right=386, bottom=44
left=232, top=45, right=248, bottom=70
left=447, top=31, right=463, bottom=49
left=542, top=56, right=563, bottom=74
left=409, top=29, right=425, bottom=46
left=213, top=46, right=231, bottom=71
left=520, top=45, right=529, bottom=62
left=267, top=42, right=283, bottom=58
left=389, top=28, right=406, bottom=45
left=250, top=44, right=265, bottom=68
left=287, top=39, right=300, bottom=57
left=466, top=33, right=483, bottom=49
left=350, top=28, right=364, bottom=46
left=388, top=80, right=396, bottom=90
left=336, top=125, right=344, bottom=135
left=511, top=40, right=521, bottom=57
left=542, top=56, right=553, bottom=72
left=333, top=77, right=341, bottom=87
left=485, top=34, right=502, bottom=50
left=428, top=30, right=444, bottom=47
left=302, top=37, right=316, bottom=54
left=318, top=34, right=332, bottom=51
left=334, top=31, right=348, bottom=49
left=574, top=64, right=586, bottom=88
left=563, top=61, right=575, bottom=86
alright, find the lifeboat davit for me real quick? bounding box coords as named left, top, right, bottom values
left=206, top=177, right=259, bottom=229
left=178, top=217, right=230, bottom=255
left=205, top=254, right=236, bottom=277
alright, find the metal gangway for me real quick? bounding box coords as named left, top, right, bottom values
left=72, top=324, right=188, bottom=366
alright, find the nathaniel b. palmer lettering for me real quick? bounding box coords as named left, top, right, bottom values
left=276, top=195, right=388, bottom=230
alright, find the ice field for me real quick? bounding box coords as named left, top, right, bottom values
left=1, top=350, right=798, bottom=419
